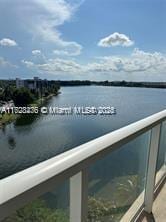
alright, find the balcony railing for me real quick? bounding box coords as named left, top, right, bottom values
left=0, top=110, right=166, bottom=222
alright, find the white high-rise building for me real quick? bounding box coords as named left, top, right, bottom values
left=16, top=78, right=25, bottom=88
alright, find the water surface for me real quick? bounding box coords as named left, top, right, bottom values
left=0, top=86, right=166, bottom=179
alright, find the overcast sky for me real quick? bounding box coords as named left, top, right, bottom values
left=0, top=0, right=166, bottom=81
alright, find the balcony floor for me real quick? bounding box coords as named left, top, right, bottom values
left=141, top=183, right=166, bottom=222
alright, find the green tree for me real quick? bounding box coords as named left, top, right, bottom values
left=1, top=86, right=15, bottom=101
left=12, top=88, right=34, bottom=106
left=3, top=199, right=68, bottom=222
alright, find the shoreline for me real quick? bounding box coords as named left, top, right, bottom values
left=55, top=80, right=166, bottom=89
left=0, top=92, right=60, bottom=128
left=0, top=113, right=17, bottom=128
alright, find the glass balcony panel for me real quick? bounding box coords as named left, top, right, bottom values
left=2, top=180, right=69, bottom=222
left=155, top=121, right=166, bottom=185
left=156, top=121, right=166, bottom=171
left=88, top=131, right=151, bottom=222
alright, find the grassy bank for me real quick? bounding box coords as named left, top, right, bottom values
left=0, top=113, right=17, bottom=127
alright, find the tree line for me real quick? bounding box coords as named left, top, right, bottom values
left=0, top=84, right=60, bottom=106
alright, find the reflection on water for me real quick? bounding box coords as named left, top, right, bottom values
left=7, top=135, right=16, bottom=150
left=0, top=86, right=166, bottom=179
left=1, top=86, right=166, bottom=222
left=15, top=114, right=39, bottom=126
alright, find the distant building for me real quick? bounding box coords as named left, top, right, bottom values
left=16, top=77, right=43, bottom=90
left=15, top=77, right=52, bottom=95
left=16, top=78, right=25, bottom=88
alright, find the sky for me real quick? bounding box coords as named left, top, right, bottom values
left=0, top=0, right=166, bottom=81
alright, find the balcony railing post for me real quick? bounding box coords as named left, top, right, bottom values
left=70, top=169, right=88, bottom=222
left=165, top=141, right=166, bottom=166
left=144, top=124, right=161, bottom=213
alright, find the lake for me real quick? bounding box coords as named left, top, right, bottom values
left=0, top=86, right=166, bottom=179
left=1, top=85, right=166, bottom=221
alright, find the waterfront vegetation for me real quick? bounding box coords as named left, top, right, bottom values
left=0, top=79, right=165, bottom=127
left=2, top=199, right=69, bottom=222
left=2, top=196, right=130, bottom=222
left=0, top=85, right=60, bottom=106
left=3, top=175, right=139, bottom=222
left=0, top=113, right=17, bottom=127
left=0, top=84, right=60, bottom=127
left=1, top=79, right=166, bottom=89
left=55, top=80, right=166, bottom=88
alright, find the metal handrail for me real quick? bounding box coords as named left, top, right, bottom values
left=0, top=109, right=166, bottom=221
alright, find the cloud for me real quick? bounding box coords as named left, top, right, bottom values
left=31, top=49, right=47, bottom=64
left=53, top=45, right=82, bottom=56
left=98, top=32, right=134, bottom=47
left=0, top=57, right=17, bottom=68
left=0, top=38, right=17, bottom=47
left=22, top=60, right=35, bottom=68
left=22, top=48, right=166, bottom=76
left=22, top=58, right=83, bottom=74
left=9, top=0, right=83, bottom=56
left=32, top=50, right=41, bottom=55
left=87, top=48, right=166, bottom=73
